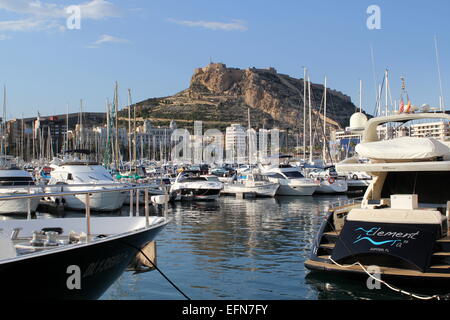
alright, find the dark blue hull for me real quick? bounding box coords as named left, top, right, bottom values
left=0, top=224, right=166, bottom=300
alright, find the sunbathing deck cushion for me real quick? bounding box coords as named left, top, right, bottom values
left=347, top=208, right=445, bottom=225
left=356, top=137, right=450, bottom=160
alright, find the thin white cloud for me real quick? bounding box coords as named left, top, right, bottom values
left=88, top=34, right=130, bottom=48
left=0, top=34, right=11, bottom=40
left=0, top=0, right=64, bottom=18
left=0, top=0, right=122, bottom=33
left=0, top=18, right=54, bottom=32
left=168, top=18, right=248, bottom=31
left=77, top=0, right=122, bottom=20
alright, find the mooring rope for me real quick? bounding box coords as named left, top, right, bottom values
left=322, top=217, right=448, bottom=300
left=120, top=240, right=191, bottom=300
left=328, top=257, right=441, bottom=300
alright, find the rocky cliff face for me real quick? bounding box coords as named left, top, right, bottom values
left=134, top=63, right=360, bottom=132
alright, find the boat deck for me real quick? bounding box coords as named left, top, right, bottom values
left=308, top=227, right=450, bottom=279
left=305, top=258, right=450, bottom=279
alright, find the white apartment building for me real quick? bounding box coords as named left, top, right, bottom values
left=409, top=121, right=450, bottom=140
left=225, top=124, right=247, bottom=163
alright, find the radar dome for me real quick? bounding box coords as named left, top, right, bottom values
left=349, top=112, right=368, bottom=130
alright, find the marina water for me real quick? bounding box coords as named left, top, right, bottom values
left=12, top=195, right=422, bottom=300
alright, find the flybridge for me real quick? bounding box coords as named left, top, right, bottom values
left=337, top=160, right=450, bottom=173
left=362, top=112, right=450, bottom=143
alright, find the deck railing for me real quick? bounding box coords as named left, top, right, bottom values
left=0, top=184, right=170, bottom=242
left=328, top=197, right=363, bottom=211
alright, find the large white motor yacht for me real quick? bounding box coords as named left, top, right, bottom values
left=170, top=170, right=223, bottom=201
left=47, top=159, right=128, bottom=211
left=222, top=171, right=280, bottom=197
left=0, top=167, right=42, bottom=214
left=304, top=165, right=348, bottom=194
left=306, top=112, right=450, bottom=285
left=260, top=164, right=319, bottom=196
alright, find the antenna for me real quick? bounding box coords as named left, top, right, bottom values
left=2, top=85, right=5, bottom=156
left=434, top=36, right=445, bottom=111
left=323, top=76, right=327, bottom=162
left=370, top=45, right=379, bottom=113
left=385, top=69, right=389, bottom=116
left=359, top=79, right=363, bottom=113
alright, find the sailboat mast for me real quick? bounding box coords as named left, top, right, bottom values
left=65, top=104, right=69, bottom=152
left=128, top=91, right=132, bottom=163
left=79, top=99, right=84, bottom=150
left=21, top=115, right=24, bottom=161
left=385, top=70, right=389, bottom=116
left=434, top=36, right=445, bottom=111
left=323, top=77, right=327, bottom=162
left=32, top=121, right=35, bottom=161
left=303, top=68, right=307, bottom=161
left=140, top=135, right=143, bottom=163
left=104, top=99, right=113, bottom=168
left=114, top=82, right=119, bottom=170
left=130, top=89, right=137, bottom=170
left=308, top=76, right=313, bottom=164
left=2, top=85, right=5, bottom=156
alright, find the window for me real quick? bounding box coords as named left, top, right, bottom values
left=265, top=173, right=285, bottom=179
left=181, top=177, right=208, bottom=182
left=283, top=171, right=305, bottom=179
left=381, top=171, right=450, bottom=205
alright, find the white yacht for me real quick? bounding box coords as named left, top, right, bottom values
left=222, top=171, right=280, bottom=197
left=47, top=159, right=128, bottom=211
left=0, top=167, right=42, bottom=215
left=306, top=112, right=450, bottom=285
left=0, top=199, right=169, bottom=299
left=260, top=164, right=319, bottom=196
left=304, top=165, right=348, bottom=194
left=170, top=170, right=223, bottom=201
left=314, top=178, right=348, bottom=194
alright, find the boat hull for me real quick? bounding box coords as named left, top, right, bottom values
left=276, top=184, right=317, bottom=196
left=0, top=197, right=40, bottom=214
left=62, top=190, right=128, bottom=211
left=0, top=221, right=167, bottom=300
left=314, top=180, right=348, bottom=194
left=305, top=211, right=450, bottom=285
left=175, top=188, right=222, bottom=201
left=222, top=183, right=279, bottom=197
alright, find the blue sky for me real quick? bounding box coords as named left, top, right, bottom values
left=0, top=0, right=449, bottom=120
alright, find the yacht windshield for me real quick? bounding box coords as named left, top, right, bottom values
left=180, top=176, right=208, bottom=182
left=265, top=173, right=285, bottom=179
left=283, top=171, right=305, bottom=179
left=74, top=173, right=114, bottom=183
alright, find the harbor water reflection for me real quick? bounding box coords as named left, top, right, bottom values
left=9, top=195, right=428, bottom=300
left=98, top=194, right=391, bottom=300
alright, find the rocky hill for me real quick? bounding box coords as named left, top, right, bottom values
left=129, top=63, right=362, bottom=132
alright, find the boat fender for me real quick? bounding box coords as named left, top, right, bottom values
left=0, top=232, right=16, bottom=259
